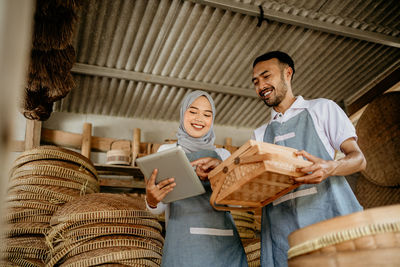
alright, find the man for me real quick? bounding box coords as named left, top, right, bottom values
left=251, top=51, right=366, bottom=267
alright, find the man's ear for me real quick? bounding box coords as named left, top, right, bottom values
left=285, top=66, right=293, bottom=81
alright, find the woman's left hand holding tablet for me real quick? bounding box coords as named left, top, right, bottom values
left=145, top=169, right=176, bottom=208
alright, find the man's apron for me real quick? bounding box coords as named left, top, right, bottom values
left=261, top=110, right=362, bottom=267
left=161, top=150, right=248, bottom=267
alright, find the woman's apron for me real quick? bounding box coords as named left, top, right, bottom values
left=261, top=110, right=362, bottom=267
left=161, top=150, right=248, bottom=267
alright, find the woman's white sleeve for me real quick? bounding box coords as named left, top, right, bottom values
left=145, top=198, right=168, bottom=215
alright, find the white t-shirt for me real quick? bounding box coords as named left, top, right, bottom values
left=252, top=96, right=357, bottom=159
left=145, top=143, right=230, bottom=224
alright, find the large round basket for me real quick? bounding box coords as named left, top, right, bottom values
left=356, top=173, right=400, bottom=209
left=287, top=205, right=400, bottom=266
left=355, top=92, right=400, bottom=186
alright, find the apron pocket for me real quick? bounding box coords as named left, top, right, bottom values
left=190, top=227, right=234, bottom=236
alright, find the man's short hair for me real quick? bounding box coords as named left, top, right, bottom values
left=253, top=51, right=295, bottom=78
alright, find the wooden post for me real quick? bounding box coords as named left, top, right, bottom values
left=81, top=122, right=92, bottom=158
left=132, top=128, right=141, bottom=166
left=25, top=119, right=42, bottom=150
left=224, top=137, right=232, bottom=146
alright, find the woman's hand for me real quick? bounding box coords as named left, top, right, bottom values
left=145, top=169, right=176, bottom=208
left=190, top=157, right=222, bottom=180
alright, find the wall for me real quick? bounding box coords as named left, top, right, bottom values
left=37, top=111, right=255, bottom=163
left=42, top=112, right=254, bottom=146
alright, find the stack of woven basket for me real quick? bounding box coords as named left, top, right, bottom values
left=355, top=92, right=400, bottom=208
left=3, top=145, right=99, bottom=266
left=243, top=239, right=261, bottom=267
left=46, top=193, right=164, bottom=266
left=231, top=210, right=258, bottom=239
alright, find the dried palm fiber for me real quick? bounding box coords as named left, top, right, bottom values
left=21, top=88, right=53, bottom=121
left=356, top=173, right=400, bottom=209
left=11, top=145, right=98, bottom=179
left=29, top=46, right=75, bottom=78
left=27, top=47, right=76, bottom=102
left=33, top=0, right=78, bottom=51
left=356, top=91, right=400, bottom=186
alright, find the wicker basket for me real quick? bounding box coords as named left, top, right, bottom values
left=288, top=205, right=400, bottom=266
left=209, top=140, right=312, bottom=211
left=106, top=140, right=131, bottom=166
left=356, top=92, right=400, bottom=186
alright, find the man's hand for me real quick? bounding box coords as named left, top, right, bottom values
left=190, top=157, right=222, bottom=180
left=293, top=150, right=337, bottom=184
left=145, top=169, right=176, bottom=208
left=293, top=138, right=366, bottom=184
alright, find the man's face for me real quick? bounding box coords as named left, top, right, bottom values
left=252, top=58, right=290, bottom=107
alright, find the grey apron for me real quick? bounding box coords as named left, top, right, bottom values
left=260, top=110, right=362, bottom=267
left=161, top=150, right=248, bottom=267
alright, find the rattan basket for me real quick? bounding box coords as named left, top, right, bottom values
left=356, top=92, right=400, bottom=186
left=209, top=140, right=312, bottom=211
left=288, top=205, right=400, bottom=262
left=356, top=173, right=400, bottom=209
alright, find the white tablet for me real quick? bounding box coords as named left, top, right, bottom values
left=136, top=146, right=205, bottom=203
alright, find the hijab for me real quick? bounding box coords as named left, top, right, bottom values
left=176, top=90, right=216, bottom=153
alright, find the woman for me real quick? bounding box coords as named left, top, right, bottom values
left=145, top=90, right=248, bottom=267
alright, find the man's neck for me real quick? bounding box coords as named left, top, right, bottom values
left=274, top=94, right=296, bottom=114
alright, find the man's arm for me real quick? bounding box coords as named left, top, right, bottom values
left=294, top=137, right=366, bottom=184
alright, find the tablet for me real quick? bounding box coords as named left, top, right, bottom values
left=136, top=146, right=205, bottom=203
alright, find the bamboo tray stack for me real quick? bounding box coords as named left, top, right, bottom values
left=231, top=211, right=257, bottom=239
left=209, top=140, right=312, bottom=211
left=46, top=193, right=164, bottom=267
left=242, top=239, right=261, bottom=267
left=287, top=205, right=400, bottom=267
left=3, top=146, right=99, bottom=266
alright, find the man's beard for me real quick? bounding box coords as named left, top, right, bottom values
left=263, top=74, right=288, bottom=107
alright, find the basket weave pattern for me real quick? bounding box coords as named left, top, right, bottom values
left=209, top=140, right=311, bottom=210
left=3, top=146, right=99, bottom=266
left=46, top=193, right=164, bottom=267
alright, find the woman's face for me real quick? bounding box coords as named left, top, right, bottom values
left=183, top=96, right=213, bottom=138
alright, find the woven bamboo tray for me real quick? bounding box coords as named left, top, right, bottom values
left=355, top=92, right=400, bottom=186
left=209, top=140, right=312, bottom=211
left=11, top=145, right=98, bottom=178
left=288, top=205, right=400, bottom=261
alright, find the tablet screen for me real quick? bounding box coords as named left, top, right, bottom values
left=136, top=146, right=205, bottom=203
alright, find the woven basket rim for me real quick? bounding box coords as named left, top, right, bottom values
left=287, top=221, right=400, bottom=259
left=8, top=176, right=97, bottom=194
left=61, top=248, right=161, bottom=267
left=50, top=210, right=155, bottom=226
left=12, top=145, right=97, bottom=177
left=47, top=217, right=162, bottom=242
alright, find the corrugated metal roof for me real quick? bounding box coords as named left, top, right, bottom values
left=54, top=0, right=400, bottom=128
